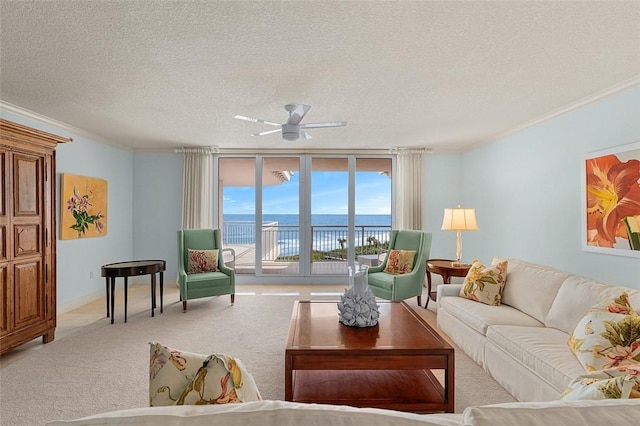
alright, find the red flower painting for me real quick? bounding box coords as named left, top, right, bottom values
left=585, top=153, right=640, bottom=249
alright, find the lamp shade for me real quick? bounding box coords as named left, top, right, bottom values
left=441, top=207, right=479, bottom=231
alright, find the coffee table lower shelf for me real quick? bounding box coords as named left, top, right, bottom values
left=290, top=369, right=449, bottom=413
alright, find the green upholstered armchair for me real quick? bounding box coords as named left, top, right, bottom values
left=367, top=230, right=432, bottom=306
left=177, top=229, right=235, bottom=312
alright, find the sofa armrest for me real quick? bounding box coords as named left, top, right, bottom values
left=436, top=284, right=463, bottom=305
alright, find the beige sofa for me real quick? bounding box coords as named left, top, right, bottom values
left=46, top=399, right=640, bottom=426
left=436, top=257, right=640, bottom=402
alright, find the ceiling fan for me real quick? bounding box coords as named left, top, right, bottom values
left=235, top=104, right=347, bottom=141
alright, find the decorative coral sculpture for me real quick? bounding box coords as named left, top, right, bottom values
left=337, top=265, right=380, bottom=327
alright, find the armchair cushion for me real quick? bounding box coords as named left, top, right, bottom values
left=149, top=342, right=261, bottom=407
left=187, top=249, right=219, bottom=273
left=383, top=249, right=416, bottom=275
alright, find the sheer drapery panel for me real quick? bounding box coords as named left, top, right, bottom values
left=175, top=147, right=217, bottom=229
left=392, top=148, right=426, bottom=230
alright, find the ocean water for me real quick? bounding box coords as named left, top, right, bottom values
left=224, top=214, right=391, bottom=226
left=223, top=214, right=391, bottom=256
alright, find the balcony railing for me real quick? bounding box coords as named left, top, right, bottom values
left=222, top=221, right=391, bottom=263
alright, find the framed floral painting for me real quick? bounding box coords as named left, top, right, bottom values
left=582, top=141, right=640, bottom=258
left=60, top=174, right=108, bottom=239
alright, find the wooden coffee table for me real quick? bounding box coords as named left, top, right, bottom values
left=285, top=300, right=454, bottom=413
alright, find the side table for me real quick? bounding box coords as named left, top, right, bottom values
left=357, top=254, right=380, bottom=266
left=101, top=260, right=166, bottom=324
left=425, top=259, right=471, bottom=308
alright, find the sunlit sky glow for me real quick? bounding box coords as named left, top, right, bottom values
left=223, top=172, right=391, bottom=215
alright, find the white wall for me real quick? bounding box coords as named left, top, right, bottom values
left=0, top=110, right=134, bottom=311
left=457, top=85, right=640, bottom=288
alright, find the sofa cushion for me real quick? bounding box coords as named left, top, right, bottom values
left=546, top=275, right=640, bottom=334
left=149, top=342, right=261, bottom=407
left=46, top=400, right=466, bottom=426
left=485, top=325, right=585, bottom=393
left=459, top=260, right=508, bottom=306
left=494, top=258, right=569, bottom=324
left=463, top=399, right=640, bottom=426
left=440, top=297, right=543, bottom=336
left=561, top=363, right=640, bottom=400
left=568, top=292, right=640, bottom=372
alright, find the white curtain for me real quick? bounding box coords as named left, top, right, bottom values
left=176, top=147, right=217, bottom=229
left=393, top=148, right=426, bottom=230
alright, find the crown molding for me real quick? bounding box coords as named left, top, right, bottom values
left=0, top=101, right=133, bottom=152
left=173, top=146, right=220, bottom=154
left=470, top=75, right=640, bottom=151
left=388, top=147, right=432, bottom=155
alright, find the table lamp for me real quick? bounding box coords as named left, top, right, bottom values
left=441, top=206, right=479, bottom=266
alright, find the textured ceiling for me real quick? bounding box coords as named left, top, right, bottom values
left=1, top=1, right=639, bottom=152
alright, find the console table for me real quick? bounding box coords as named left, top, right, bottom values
left=101, top=260, right=166, bottom=324
left=425, top=259, right=471, bottom=308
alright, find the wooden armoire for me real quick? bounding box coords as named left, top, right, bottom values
left=0, top=119, right=71, bottom=355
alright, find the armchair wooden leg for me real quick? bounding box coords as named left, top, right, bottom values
left=182, top=301, right=187, bottom=312
left=230, top=294, right=235, bottom=305
left=417, top=295, right=422, bottom=307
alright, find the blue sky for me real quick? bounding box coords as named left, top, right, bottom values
left=223, top=172, right=391, bottom=215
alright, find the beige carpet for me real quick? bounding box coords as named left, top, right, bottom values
left=0, top=293, right=514, bottom=425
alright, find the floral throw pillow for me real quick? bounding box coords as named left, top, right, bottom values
left=459, top=260, right=508, bottom=306
left=561, top=363, right=640, bottom=400
left=383, top=249, right=416, bottom=275
left=568, top=292, right=640, bottom=372
left=187, top=249, right=219, bottom=273
left=149, top=342, right=261, bottom=407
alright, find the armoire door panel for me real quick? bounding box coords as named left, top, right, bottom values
left=13, top=154, right=41, bottom=217
left=0, top=151, right=8, bottom=262
left=0, top=264, right=9, bottom=335
left=13, top=260, right=45, bottom=327
left=13, top=224, right=41, bottom=258
left=0, top=151, right=6, bottom=217
left=0, top=226, right=6, bottom=261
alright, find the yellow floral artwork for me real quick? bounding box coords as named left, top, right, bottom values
left=60, top=174, right=108, bottom=239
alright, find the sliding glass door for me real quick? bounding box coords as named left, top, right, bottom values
left=310, top=157, right=349, bottom=275
left=259, top=157, right=301, bottom=275
left=216, top=154, right=393, bottom=281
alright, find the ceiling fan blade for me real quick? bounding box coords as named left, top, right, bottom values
left=300, top=131, right=313, bottom=140
left=234, top=115, right=281, bottom=127
left=300, top=121, right=347, bottom=129
left=252, top=129, right=282, bottom=137
left=287, top=104, right=311, bottom=125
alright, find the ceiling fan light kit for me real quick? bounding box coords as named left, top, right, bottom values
left=235, top=104, right=347, bottom=141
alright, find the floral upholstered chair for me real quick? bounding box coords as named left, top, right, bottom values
left=367, top=230, right=432, bottom=306
left=177, top=228, right=235, bottom=311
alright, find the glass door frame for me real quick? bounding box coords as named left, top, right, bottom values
left=214, top=153, right=396, bottom=284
